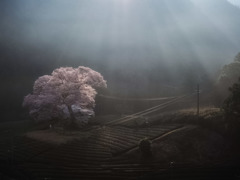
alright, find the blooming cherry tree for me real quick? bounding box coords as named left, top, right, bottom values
left=23, top=66, right=107, bottom=127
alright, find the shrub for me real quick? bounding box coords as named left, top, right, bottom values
left=139, top=137, right=152, bottom=157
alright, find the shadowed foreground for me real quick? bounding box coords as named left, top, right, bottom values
left=0, top=117, right=239, bottom=180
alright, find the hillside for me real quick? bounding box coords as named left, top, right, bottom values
left=0, top=108, right=239, bottom=179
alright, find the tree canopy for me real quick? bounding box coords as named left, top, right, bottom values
left=23, top=66, right=107, bottom=127
left=222, top=77, right=240, bottom=138
left=234, top=52, right=240, bottom=62
left=215, top=52, right=240, bottom=104
left=218, top=53, right=240, bottom=88
left=222, top=78, right=240, bottom=120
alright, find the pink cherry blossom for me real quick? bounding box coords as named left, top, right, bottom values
left=23, top=66, right=107, bottom=125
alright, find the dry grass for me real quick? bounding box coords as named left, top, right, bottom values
left=178, top=107, right=220, bottom=116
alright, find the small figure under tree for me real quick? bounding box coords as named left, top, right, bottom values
left=23, top=66, right=107, bottom=128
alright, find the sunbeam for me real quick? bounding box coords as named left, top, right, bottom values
left=1, top=0, right=240, bottom=120
left=227, top=0, right=240, bottom=7
left=1, top=1, right=240, bottom=177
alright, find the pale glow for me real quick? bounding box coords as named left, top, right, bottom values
left=115, top=0, right=133, bottom=7
left=121, top=0, right=131, bottom=4
left=13, top=0, right=240, bottom=76
left=227, top=0, right=240, bottom=7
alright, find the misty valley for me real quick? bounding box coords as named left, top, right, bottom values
left=1, top=0, right=240, bottom=179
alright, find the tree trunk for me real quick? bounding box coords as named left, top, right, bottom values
left=67, top=105, right=77, bottom=128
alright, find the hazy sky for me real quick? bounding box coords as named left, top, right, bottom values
left=227, top=0, right=240, bottom=7
left=1, top=0, right=240, bottom=119
left=1, top=0, right=240, bottom=71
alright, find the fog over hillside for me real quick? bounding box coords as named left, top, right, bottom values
left=0, top=0, right=240, bottom=120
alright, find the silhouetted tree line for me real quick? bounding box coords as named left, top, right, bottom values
left=222, top=77, right=240, bottom=139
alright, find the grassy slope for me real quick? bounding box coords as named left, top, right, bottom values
left=112, top=108, right=239, bottom=167
left=0, top=108, right=239, bottom=166
left=0, top=108, right=240, bottom=179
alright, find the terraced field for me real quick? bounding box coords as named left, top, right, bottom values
left=0, top=124, right=184, bottom=179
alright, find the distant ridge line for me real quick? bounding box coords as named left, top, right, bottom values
left=98, top=94, right=178, bottom=101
